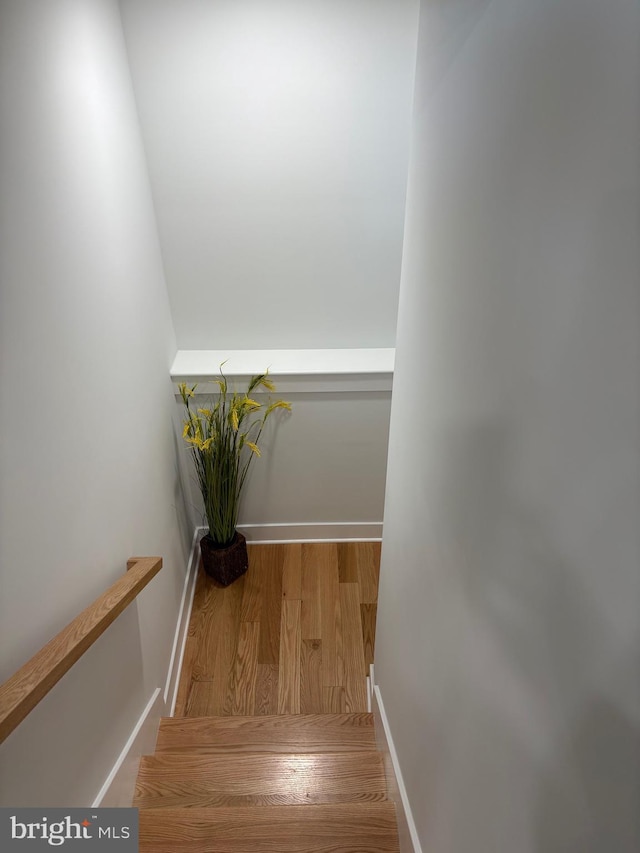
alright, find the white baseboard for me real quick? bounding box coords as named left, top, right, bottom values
left=237, top=522, right=383, bottom=543
left=92, top=688, right=164, bottom=807
left=165, top=527, right=202, bottom=711
left=93, top=531, right=203, bottom=806
left=371, top=666, right=423, bottom=853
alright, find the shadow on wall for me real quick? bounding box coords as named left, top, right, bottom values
left=535, top=693, right=640, bottom=852
left=421, top=0, right=492, bottom=95
left=170, top=406, right=198, bottom=558
left=0, top=607, right=146, bottom=807
left=430, top=422, right=639, bottom=851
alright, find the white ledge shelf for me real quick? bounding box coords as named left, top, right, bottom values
left=170, top=348, right=395, bottom=393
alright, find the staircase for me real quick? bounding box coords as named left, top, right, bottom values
left=134, top=712, right=400, bottom=852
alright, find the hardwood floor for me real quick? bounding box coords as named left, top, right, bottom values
left=139, top=544, right=399, bottom=850
left=135, top=751, right=387, bottom=808
left=174, top=542, right=380, bottom=717
left=136, top=714, right=400, bottom=852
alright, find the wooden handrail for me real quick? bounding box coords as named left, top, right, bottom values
left=0, top=556, right=162, bottom=745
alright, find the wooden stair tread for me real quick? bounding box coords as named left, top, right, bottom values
left=139, top=803, right=400, bottom=852
left=134, top=751, right=387, bottom=809
left=155, top=713, right=376, bottom=754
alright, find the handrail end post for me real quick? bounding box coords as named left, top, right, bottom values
left=127, top=556, right=163, bottom=571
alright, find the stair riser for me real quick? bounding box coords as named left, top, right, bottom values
left=139, top=804, right=400, bottom=853
left=155, top=713, right=377, bottom=754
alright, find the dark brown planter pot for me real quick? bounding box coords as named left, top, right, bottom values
left=200, top=531, right=248, bottom=586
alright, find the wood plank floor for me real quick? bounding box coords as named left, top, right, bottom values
left=154, top=713, right=378, bottom=754
left=175, top=542, right=380, bottom=717
left=135, top=751, right=387, bottom=808
left=139, top=804, right=401, bottom=853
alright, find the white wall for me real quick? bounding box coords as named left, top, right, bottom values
left=171, top=349, right=393, bottom=534
left=177, top=389, right=391, bottom=535
left=0, top=0, right=189, bottom=805
left=119, top=0, right=419, bottom=350
left=376, top=1, right=640, bottom=851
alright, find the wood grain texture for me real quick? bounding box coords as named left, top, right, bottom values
left=240, top=548, right=263, bottom=622
left=139, top=803, right=400, bottom=852
left=322, top=686, right=346, bottom=713
left=184, top=680, right=217, bottom=717
left=254, top=664, right=279, bottom=716
left=155, top=713, right=377, bottom=755
left=277, top=600, right=301, bottom=714
left=281, top=543, right=302, bottom=599
left=300, top=640, right=323, bottom=714
left=172, top=646, right=194, bottom=718
left=214, top=580, right=246, bottom=716
left=134, top=751, right=386, bottom=808
left=300, top=544, right=322, bottom=640
left=179, top=543, right=380, bottom=717
left=357, top=542, right=381, bottom=604
left=0, top=556, right=162, bottom=745
left=319, top=544, right=340, bottom=686
left=189, top=575, right=226, bottom=681
left=133, top=547, right=395, bottom=850
left=337, top=543, right=359, bottom=583
left=361, top=603, right=378, bottom=670
left=339, top=583, right=368, bottom=712
left=257, top=546, right=284, bottom=664
left=175, top=562, right=225, bottom=714
left=228, top=622, right=260, bottom=716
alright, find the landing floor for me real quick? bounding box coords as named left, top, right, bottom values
left=174, top=542, right=380, bottom=716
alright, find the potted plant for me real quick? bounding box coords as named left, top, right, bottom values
left=178, top=367, right=291, bottom=586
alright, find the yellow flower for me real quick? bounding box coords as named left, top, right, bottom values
left=200, top=437, right=214, bottom=451
left=230, top=407, right=239, bottom=431
left=178, top=382, right=196, bottom=403
left=266, top=400, right=292, bottom=415
left=246, top=441, right=261, bottom=457
left=260, top=376, right=276, bottom=392
left=197, top=408, right=212, bottom=417
left=243, top=398, right=261, bottom=411
left=183, top=417, right=207, bottom=440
